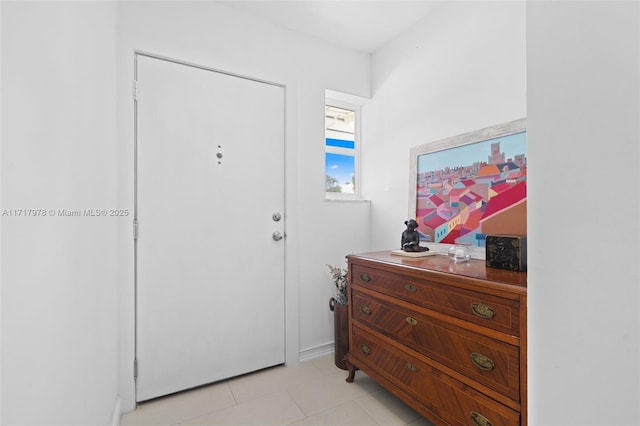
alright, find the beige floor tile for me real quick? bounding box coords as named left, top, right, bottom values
left=120, top=382, right=236, bottom=426
left=406, top=416, right=437, bottom=426
left=354, top=389, right=425, bottom=426
left=288, top=370, right=384, bottom=417
left=227, top=360, right=326, bottom=403
left=119, top=354, right=435, bottom=426
left=308, top=354, right=345, bottom=376
left=180, top=390, right=305, bottom=425
left=289, top=400, right=379, bottom=426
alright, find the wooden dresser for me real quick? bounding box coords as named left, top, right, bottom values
left=345, top=251, right=527, bottom=426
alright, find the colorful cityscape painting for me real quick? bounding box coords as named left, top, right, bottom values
left=414, top=129, right=527, bottom=247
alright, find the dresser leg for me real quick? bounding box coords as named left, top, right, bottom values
left=345, top=363, right=357, bottom=383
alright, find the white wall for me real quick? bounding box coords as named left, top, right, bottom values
left=527, top=1, right=639, bottom=424
left=1, top=2, right=120, bottom=425
left=363, top=1, right=526, bottom=249
left=365, top=1, right=640, bottom=425
left=6, top=2, right=635, bottom=424
left=115, top=1, right=372, bottom=412
left=0, top=1, right=373, bottom=420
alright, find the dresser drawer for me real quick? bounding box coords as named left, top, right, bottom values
left=351, top=263, right=520, bottom=336
left=351, top=326, right=520, bottom=426
left=352, top=291, right=520, bottom=401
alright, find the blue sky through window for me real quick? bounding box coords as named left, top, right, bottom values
left=325, top=152, right=355, bottom=186
left=325, top=103, right=357, bottom=195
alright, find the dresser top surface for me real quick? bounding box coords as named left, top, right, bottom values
left=347, top=250, right=527, bottom=291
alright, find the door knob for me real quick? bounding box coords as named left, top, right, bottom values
left=272, top=231, right=284, bottom=241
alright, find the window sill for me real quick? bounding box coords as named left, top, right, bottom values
left=324, top=195, right=370, bottom=203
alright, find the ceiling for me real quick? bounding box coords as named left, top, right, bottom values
left=219, top=1, right=444, bottom=53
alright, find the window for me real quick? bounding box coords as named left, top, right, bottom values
left=325, top=100, right=360, bottom=198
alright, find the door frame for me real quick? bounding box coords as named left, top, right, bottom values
left=132, top=50, right=296, bottom=401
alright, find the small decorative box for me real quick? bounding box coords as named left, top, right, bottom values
left=486, top=235, right=527, bottom=271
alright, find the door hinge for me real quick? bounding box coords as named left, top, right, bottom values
left=134, top=358, right=138, bottom=379
left=133, top=219, right=139, bottom=240
left=132, top=80, right=138, bottom=101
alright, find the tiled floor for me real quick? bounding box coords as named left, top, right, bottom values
left=121, top=354, right=434, bottom=426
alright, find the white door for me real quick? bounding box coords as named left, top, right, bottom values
left=135, top=54, right=285, bottom=402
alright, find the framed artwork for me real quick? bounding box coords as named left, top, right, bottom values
left=409, top=118, right=527, bottom=247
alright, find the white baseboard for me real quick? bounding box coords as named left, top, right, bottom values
left=111, top=395, right=122, bottom=426
left=299, top=342, right=334, bottom=363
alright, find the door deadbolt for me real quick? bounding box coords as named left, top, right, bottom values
left=272, top=212, right=282, bottom=222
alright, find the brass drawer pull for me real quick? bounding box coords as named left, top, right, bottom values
left=406, top=317, right=418, bottom=326
left=359, top=305, right=372, bottom=316
left=470, top=352, right=495, bottom=371
left=405, top=283, right=416, bottom=292
left=406, top=362, right=418, bottom=372
left=470, top=412, right=493, bottom=426
left=359, top=272, right=371, bottom=282
left=359, top=344, right=371, bottom=356
left=470, top=302, right=496, bottom=319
